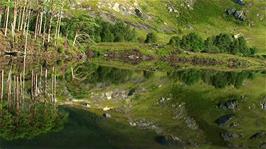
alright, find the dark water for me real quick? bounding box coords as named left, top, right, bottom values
left=0, top=60, right=266, bottom=149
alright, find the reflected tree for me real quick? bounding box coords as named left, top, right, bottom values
left=0, top=68, right=68, bottom=141
left=168, top=69, right=256, bottom=88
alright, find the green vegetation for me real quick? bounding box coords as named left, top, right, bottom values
left=180, top=32, right=205, bottom=52
left=0, top=102, right=67, bottom=141
left=144, top=32, right=157, bottom=44
left=0, top=0, right=265, bottom=148
left=168, top=69, right=255, bottom=88
left=169, top=32, right=257, bottom=56
left=62, top=17, right=137, bottom=44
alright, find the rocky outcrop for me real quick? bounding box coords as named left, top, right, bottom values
left=215, top=114, right=234, bottom=126
left=226, top=8, right=246, bottom=21
left=235, top=0, right=245, bottom=6
left=218, top=99, right=238, bottom=110
left=260, top=96, right=266, bottom=110
left=221, top=131, right=240, bottom=141
left=97, top=0, right=147, bottom=18
left=250, top=131, right=266, bottom=140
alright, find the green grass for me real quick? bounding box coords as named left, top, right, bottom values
left=87, top=0, right=266, bottom=54
left=91, top=42, right=266, bottom=71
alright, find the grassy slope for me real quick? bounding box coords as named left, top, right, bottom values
left=87, top=0, right=266, bottom=54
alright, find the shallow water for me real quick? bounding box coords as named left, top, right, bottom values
left=0, top=59, right=266, bottom=149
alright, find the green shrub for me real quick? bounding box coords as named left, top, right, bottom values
left=57, top=46, right=65, bottom=54
left=181, top=33, right=204, bottom=52
left=213, top=33, right=233, bottom=52
left=168, top=36, right=181, bottom=47
left=168, top=32, right=257, bottom=56
left=145, top=32, right=157, bottom=43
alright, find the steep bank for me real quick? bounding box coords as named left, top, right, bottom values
left=0, top=31, right=83, bottom=60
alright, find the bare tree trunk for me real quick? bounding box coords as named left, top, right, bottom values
left=17, top=8, right=22, bottom=30
left=0, top=14, right=2, bottom=28
left=31, top=70, right=34, bottom=100
left=73, top=32, right=78, bottom=46
left=42, top=14, right=47, bottom=45
left=51, top=68, right=54, bottom=103
left=12, top=0, right=18, bottom=42
left=20, top=0, right=27, bottom=31
left=19, top=73, right=23, bottom=107
left=35, top=73, right=38, bottom=96
left=54, top=16, right=58, bottom=38
left=71, top=67, right=75, bottom=79
left=4, top=0, right=10, bottom=36
left=57, top=11, right=62, bottom=38
left=7, top=70, right=12, bottom=108
left=16, top=76, right=19, bottom=113
left=24, top=10, right=31, bottom=55
left=13, top=0, right=18, bottom=32
left=54, top=71, right=56, bottom=103
left=34, top=12, right=40, bottom=39
left=39, top=11, right=43, bottom=35
left=13, top=76, right=16, bottom=109
left=0, top=70, right=4, bottom=101
left=45, top=69, right=47, bottom=97
left=48, top=16, right=53, bottom=43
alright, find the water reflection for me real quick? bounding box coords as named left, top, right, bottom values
left=168, top=69, right=256, bottom=88
left=67, top=63, right=134, bottom=85
left=0, top=59, right=265, bottom=148
left=0, top=67, right=67, bottom=141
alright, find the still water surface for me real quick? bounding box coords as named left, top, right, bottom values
left=0, top=58, right=266, bottom=149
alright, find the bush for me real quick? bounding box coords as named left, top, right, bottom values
left=112, top=21, right=136, bottom=42
left=61, top=17, right=136, bottom=43
left=168, top=36, right=181, bottom=47
left=213, top=33, right=233, bottom=52
left=204, top=36, right=220, bottom=53
left=168, top=32, right=257, bottom=56
left=100, top=22, right=114, bottom=42
left=57, top=46, right=65, bottom=54
left=181, top=33, right=204, bottom=52
left=248, top=47, right=257, bottom=56
left=145, top=32, right=157, bottom=43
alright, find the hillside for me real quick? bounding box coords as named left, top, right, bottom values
left=81, top=0, right=266, bottom=54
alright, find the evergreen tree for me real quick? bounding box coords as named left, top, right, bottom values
left=145, top=32, right=157, bottom=43
left=168, top=36, right=181, bottom=47
left=181, top=32, right=204, bottom=52
left=213, top=33, right=233, bottom=52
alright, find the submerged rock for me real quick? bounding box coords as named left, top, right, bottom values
left=235, top=0, right=245, bottom=6
left=215, top=114, right=234, bottom=126
left=155, top=135, right=183, bottom=146
left=250, top=131, right=266, bottom=140
left=260, top=143, right=266, bottom=149
left=185, top=117, right=198, bottom=130
left=128, top=88, right=136, bottom=96
left=103, top=113, right=111, bottom=118
left=135, top=8, right=142, bottom=17
left=221, top=131, right=240, bottom=141
left=260, top=96, right=266, bottom=110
